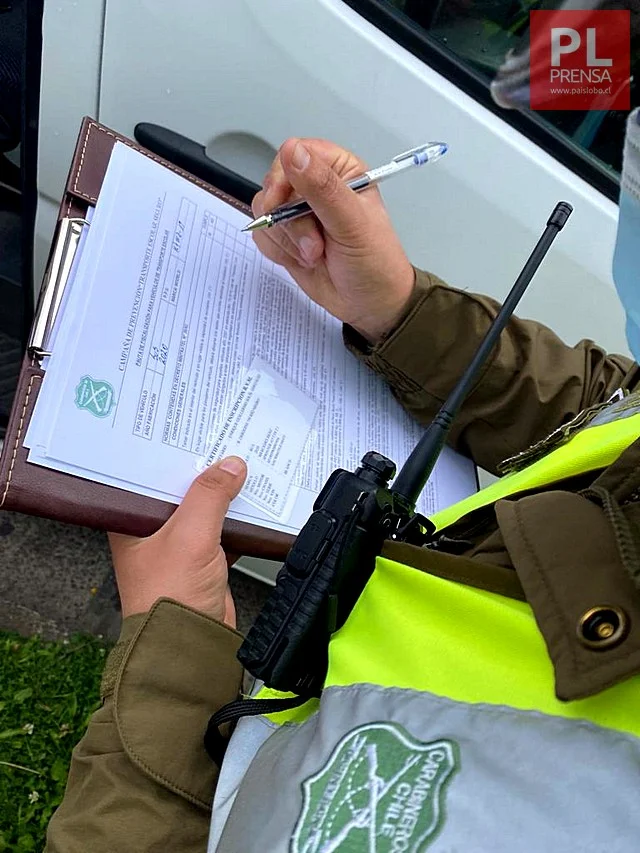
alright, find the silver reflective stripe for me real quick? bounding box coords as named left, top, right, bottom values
left=213, top=683, right=640, bottom=852
left=207, top=713, right=277, bottom=852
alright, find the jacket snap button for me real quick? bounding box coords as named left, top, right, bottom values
left=577, top=606, right=628, bottom=650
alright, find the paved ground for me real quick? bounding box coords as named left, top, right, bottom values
left=0, top=509, right=270, bottom=642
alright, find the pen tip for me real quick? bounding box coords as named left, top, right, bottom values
left=242, top=214, right=270, bottom=232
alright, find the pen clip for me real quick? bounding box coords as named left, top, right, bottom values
left=29, top=217, right=88, bottom=359
left=392, top=145, right=432, bottom=163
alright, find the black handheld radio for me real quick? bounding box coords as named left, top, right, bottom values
left=237, top=202, right=573, bottom=698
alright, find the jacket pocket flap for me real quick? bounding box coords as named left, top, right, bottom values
left=496, top=491, right=640, bottom=700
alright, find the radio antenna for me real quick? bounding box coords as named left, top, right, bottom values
left=391, top=201, right=573, bottom=507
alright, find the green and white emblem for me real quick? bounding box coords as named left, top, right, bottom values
left=74, top=376, right=115, bottom=418
left=292, top=722, right=459, bottom=852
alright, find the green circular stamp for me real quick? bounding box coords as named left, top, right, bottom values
left=74, top=376, right=116, bottom=418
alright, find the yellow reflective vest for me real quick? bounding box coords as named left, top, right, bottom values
left=209, top=411, right=640, bottom=852
left=256, top=409, right=640, bottom=736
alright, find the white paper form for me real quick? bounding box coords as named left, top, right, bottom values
left=25, top=210, right=100, bottom=451
left=25, top=140, right=139, bottom=454
left=24, top=153, right=134, bottom=454
left=27, top=142, right=477, bottom=535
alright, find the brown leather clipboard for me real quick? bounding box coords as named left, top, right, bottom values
left=0, top=118, right=294, bottom=560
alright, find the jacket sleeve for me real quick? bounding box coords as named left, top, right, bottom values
left=45, top=599, right=243, bottom=853
left=345, top=268, right=640, bottom=474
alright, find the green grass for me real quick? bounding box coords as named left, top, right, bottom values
left=0, top=632, right=110, bottom=852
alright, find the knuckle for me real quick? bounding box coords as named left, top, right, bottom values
left=315, top=165, right=339, bottom=200
left=196, top=467, right=234, bottom=499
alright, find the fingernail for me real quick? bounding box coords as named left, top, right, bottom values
left=218, top=456, right=246, bottom=476
left=299, top=235, right=318, bottom=264
left=291, top=141, right=310, bottom=171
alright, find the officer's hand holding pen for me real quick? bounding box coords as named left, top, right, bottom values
left=251, top=138, right=425, bottom=345
left=245, top=142, right=446, bottom=232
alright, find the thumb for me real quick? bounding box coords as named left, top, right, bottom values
left=280, top=139, right=367, bottom=243
left=171, top=456, right=247, bottom=542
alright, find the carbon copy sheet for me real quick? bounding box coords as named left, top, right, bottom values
left=200, top=357, right=319, bottom=521
left=26, top=143, right=477, bottom=534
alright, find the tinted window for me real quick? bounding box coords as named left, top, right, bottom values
left=346, top=0, right=639, bottom=199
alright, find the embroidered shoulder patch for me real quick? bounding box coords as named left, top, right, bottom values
left=291, top=722, right=459, bottom=852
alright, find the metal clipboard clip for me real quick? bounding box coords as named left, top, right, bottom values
left=29, top=217, right=88, bottom=359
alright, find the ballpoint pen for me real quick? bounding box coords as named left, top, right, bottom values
left=242, top=141, right=448, bottom=232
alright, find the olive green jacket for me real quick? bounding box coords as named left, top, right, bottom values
left=46, top=270, right=640, bottom=852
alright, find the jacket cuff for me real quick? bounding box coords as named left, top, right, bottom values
left=343, top=268, right=446, bottom=393
left=110, top=599, right=243, bottom=809
left=101, top=613, right=146, bottom=699
left=343, top=267, right=432, bottom=357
